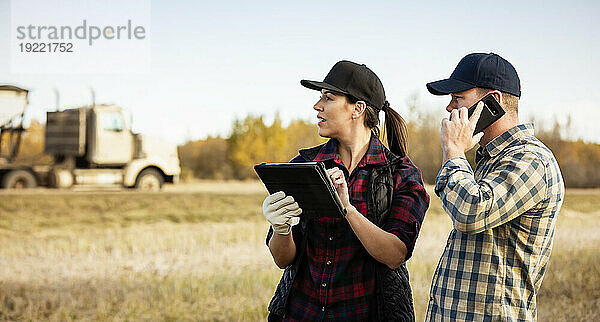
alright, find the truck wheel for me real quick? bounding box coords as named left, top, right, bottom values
left=135, top=169, right=164, bottom=191
left=2, top=170, right=38, bottom=189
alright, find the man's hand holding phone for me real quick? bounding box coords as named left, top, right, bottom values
left=441, top=102, right=485, bottom=163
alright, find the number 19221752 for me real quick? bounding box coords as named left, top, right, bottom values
left=19, top=43, right=74, bottom=53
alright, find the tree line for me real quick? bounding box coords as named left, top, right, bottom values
left=180, top=104, right=600, bottom=188
left=5, top=108, right=599, bottom=188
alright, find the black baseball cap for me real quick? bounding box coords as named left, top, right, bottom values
left=301, top=60, right=386, bottom=110
left=426, top=53, right=521, bottom=97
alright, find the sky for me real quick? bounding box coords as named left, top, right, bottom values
left=1, top=0, right=599, bottom=145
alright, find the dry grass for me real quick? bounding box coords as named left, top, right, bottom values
left=1, top=221, right=279, bottom=321
left=0, top=184, right=598, bottom=321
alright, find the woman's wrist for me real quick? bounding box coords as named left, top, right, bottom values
left=344, top=204, right=358, bottom=219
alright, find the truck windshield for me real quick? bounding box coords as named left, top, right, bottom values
left=99, top=112, right=125, bottom=132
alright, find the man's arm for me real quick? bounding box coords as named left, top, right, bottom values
left=435, top=151, right=547, bottom=234
left=437, top=104, right=547, bottom=234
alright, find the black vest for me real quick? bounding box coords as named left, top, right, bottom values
left=267, top=144, right=415, bottom=321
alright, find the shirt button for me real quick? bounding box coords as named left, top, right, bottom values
left=321, top=283, right=327, bottom=287
left=321, top=306, right=325, bottom=312
left=329, top=236, right=334, bottom=241
left=326, top=260, right=332, bottom=266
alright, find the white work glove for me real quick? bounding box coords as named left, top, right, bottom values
left=262, top=191, right=302, bottom=235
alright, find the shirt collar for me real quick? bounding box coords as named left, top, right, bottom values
left=313, top=134, right=388, bottom=167
left=476, top=123, right=535, bottom=163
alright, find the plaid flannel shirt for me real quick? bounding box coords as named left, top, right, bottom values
left=267, top=135, right=429, bottom=321
left=426, top=123, right=565, bottom=321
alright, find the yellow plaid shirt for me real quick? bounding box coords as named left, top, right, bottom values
left=427, top=123, right=565, bottom=321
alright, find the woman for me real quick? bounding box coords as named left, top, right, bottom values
left=263, top=60, right=430, bottom=321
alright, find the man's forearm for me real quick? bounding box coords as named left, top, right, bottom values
left=268, top=232, right=297, bottom=269
left=345, top=206, right=407, bottom=269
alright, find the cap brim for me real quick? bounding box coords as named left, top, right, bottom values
left=300, top=80, right=349, bottom=95
left=426, top=78, right=475, bottom=96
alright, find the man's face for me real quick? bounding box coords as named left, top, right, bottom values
left=446, top=88, right=480, bottom=113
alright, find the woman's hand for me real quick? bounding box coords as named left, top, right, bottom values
left=326, top=167, right=351, bottom=209
left=262, top=191, right=302, bottom=235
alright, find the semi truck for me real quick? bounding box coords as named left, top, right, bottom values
left=0, top=85, right=180, bottom=191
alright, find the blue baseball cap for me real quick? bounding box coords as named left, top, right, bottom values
left=426, top=53, right=521, bottom=97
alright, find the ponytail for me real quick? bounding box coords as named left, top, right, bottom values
left=381, top=101, right=408, bottom=157
left=346, top=95, right=408, bottom=158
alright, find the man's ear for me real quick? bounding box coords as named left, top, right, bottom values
left=353, top=101, right=367, bottom=119
left=491, top=90, right=503, bottom=105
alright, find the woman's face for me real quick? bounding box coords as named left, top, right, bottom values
left=314, top=89, right=354, bottom=139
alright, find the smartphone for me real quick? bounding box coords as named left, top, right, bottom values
left=468, top=93, right=505, bottom=134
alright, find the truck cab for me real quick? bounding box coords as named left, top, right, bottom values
left=88, top=105, right=133, bottom=165
left=45, top=104, right=180, bottom=191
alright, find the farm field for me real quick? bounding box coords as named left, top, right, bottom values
left=0, top=182, right=598, bottom=321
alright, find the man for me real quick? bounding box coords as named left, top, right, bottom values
left=425, top=53, right=565, bottom=321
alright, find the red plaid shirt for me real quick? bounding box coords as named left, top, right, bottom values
left=267, top=135, right=429, bottom=321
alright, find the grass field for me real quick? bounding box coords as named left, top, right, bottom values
left=0, top=183, right=598, bottom=321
